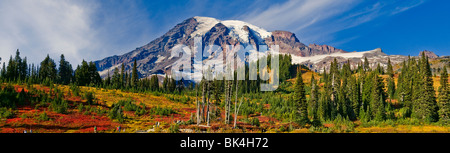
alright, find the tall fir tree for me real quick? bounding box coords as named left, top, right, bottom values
left=88, top=62, right=102, bottom=85
left=163, top=74, right=168, bottom=92
left=6, top=56, right=15, bottom=81
left=120, top=63, right=125, bottom=88
left=293, top=67, right=308, bottom=125
left=437, top=66, right=450, bottom=121
left=412, top=53, right=438, bottom=122
left=308, top=74, right=319, bottom=120
left=362, top=71, right=374, bottom=112
left=386, top=58, right=395, bottom=100
left=131, top=59, right=138, bottom=87
left=1, top=62, right=6, bottom=80
left=317, top=89, right=330, bottom=121
left=363, top=57, right=370, bottom=72
left=349, top=75, right=361, bottom=118
left=58, top=54, right=73, bottom=85
left=19, top=57, right=28, bottom=81
left=14, top=49, right=23, bottom=80
left=105, top=70, right=111, bottom=87
left=74, top=60, right=101, bottom=86
left=370, top=71, right=386, bottom=120
left=397, top=60, right=412, bottom=109
left=39, top=54, right=57, bottom=82
left=112, top=67, right=120, bottom=88
left=149, top=75, right=160, bottom=91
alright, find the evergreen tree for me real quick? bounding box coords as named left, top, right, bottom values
left=74, top=61, right=88, bottom=86
left=342, top=60, right=352, bottom=78
left=19, top=57, right=28, bottom=80
left=14, top=49, right=22, bottom=80
left=317, top=90, right=330, bottom=121
left=359, top=104, right=368, bottom=122
left=329, top=59, right=340, bottom=119
left=131, top=59, right=138, bottom=87
left=58, top=54, right=73, bottom=85
left=105, top=70, right=111, bottom=87
left=387, top=58, right=395, bottom=100
left=413, top=53, right=438, bottom=122
left=1, top=62, right=6, bottom=80
left=386, top=58, right=394, bottom=76
left=125, top=72, right=129, bottom=88
left=349, top=75, right=361, bottom=118
left=120, top=63, right=125, bottom=88
left=437, top=66, right=450, bottom=121
left=337, top=78, right=347, bottom=118
left=112, top=67, right=121, bottom=88
left=168, top=76, right=176, bottom=92
left=3, top=49, right=29, bottom=81
left=374, top=95, right=386, bottom=121
left=39, top=54, right=57, bottom=82
left=88, top=62, right=102, bottom=86
left=293, top=67, right=308, bottom=125
left=74, top=60, right=101, bottom=86
left=149, top=75, right=160, bottom=91
left=363, top=57, right=370, bottom=72
left=370, top=71, right=386, bottom=120
left=163, top=74, right=168, bottom=92
left=375, top=63, right=384, bottom=74
left=397, top=60, right=412, bottom=109
left=279, top=54, right=292, bottom=82
left=308, top=74, right=319, bottom=120
left=6, top=56, right=15, bottom=81
left=362, top=72, right=374, bottom=112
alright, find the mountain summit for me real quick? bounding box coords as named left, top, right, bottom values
left=419, top=50, right=439, bottom=58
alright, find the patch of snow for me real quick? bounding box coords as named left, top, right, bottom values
left=155, top=55, right=166, bottom=63
left=290, top=48, right=381, bottom=64
left=131, top=50, right=139, bottom=58
left=191, top=16, right=221, bottom=37
left=192, top=16, right=272, bottom=43
left=98, top=64, right=121, bottom=77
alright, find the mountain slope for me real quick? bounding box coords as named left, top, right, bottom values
left=94, top=16, right=409, bottom=78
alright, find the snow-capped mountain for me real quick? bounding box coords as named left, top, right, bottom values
left=190, top=17, right=272, bottom=44
left=94, top=16, right=411, bottom=78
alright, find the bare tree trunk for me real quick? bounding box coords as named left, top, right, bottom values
left=196, top=84, right=200, bottom=126
left=227, top=80, right=233, bottom=124
left=207, top=81, right=211, bottom=126
left=233, top=79, right=239, bottom=128
left=201, top=80, right=206, bottom=123
left=234, top=97, right=244, bottom=128
left=224, top=80, right=233, bottom=124
left=331, top=73, right=336, bottom=103
left=224, top=80, right=228, bottom=124
left=360, top=78, right=363, bottom=109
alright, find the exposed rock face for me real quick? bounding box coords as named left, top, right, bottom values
left=95, top=17, right=200, bottom=77
left=308, top=44, right=347, bottom=55
left=419, top=50, right=439, bottom=58
left=264, top=31, right=308, bottom=56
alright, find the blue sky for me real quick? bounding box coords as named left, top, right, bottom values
left=0, top=0, right=448, bottom=65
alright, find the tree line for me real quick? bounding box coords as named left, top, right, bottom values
left=0, top=49, right=101, bottom=87
left=2, top=49, right=448, bottom=126
left=0, top=49, right=183, bottom=94
left=291, top=52, right=450, bottom=126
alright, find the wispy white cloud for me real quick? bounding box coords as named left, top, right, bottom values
left=0, top=0, right=153, bottom=65
left=239, top=0, right=359, bottom=32
left=0, top=0, right=95, bottom=65
left=238, top=0, right=427, bottom=46
left=391, top=0, right=426, bottom=15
